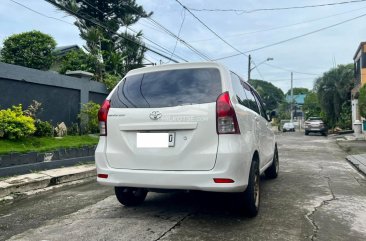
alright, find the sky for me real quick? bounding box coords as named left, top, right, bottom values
left=1, top=0, right=366, bottom=93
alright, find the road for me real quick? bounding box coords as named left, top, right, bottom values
left=1, top=132, right=366, bottom=241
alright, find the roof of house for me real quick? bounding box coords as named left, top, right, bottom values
left=286, top=94, right=306, bottom=105
left=353, top=42, right=366, bottom=60
left=53, top=45, right=80, bottom=56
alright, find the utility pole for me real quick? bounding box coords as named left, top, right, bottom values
left=248, top=54, right=251, bottom=81
left=290, top=72, right=294, bottom=123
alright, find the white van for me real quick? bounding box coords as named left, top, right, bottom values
left=95, top=62, right=279, bottom=217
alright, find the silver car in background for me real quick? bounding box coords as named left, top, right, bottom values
left=304, top=117, right=328, bottom=136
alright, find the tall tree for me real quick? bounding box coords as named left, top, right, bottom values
left=46, top=0, right=152, bottom=78
left=302, top=92, right=321, bottom=119
left=248, top=79, right=285, bottom=110
left=314, top=64, right=354, bottom=127
left=1, top=30, right=56, bottom=70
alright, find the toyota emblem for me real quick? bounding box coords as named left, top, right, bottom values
left=149, top=111, right=162, bottom=120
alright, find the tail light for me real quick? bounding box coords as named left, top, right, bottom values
left=97, top=174, right=108, bottom=179
left=214, top=178, right=235, bottom=183
left=98, top=100, right=111, bottom=136
left=216, top=92, right=240, bottom=134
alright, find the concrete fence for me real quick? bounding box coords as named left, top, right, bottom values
left=0, top=62, right=108, bottom=125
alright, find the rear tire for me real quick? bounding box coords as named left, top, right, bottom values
left=115, top=187, right=148, bottom=206
left=236, top=159, right=260, bottom=217
left=265, top=146, right=279, bottom=179
left=305, top=131, right=309, bottom=135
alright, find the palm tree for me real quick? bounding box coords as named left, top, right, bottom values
left=315, top=64, right=354, bottom=128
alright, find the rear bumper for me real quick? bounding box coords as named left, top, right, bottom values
left=95, top=136, right=251, bottom=193
left=305, top=127, right=327, bottom=132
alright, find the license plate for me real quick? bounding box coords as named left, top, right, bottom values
left=137, top=133, right=175, bottom=148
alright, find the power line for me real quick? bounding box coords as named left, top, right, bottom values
left=174, top=0, right=266, bottom=79
left=167, top=9, right=186, bottom=63
left=80, top=0, right=210, bottom=61
left=174, top=0, right=244, bottom=56
left=78, top=0, right=187, bottom=61
left=146, top=18, right=212, bottom=61
left=265, top=63, right=320, bottom=76
left=188, top=0, right=366, bottom=14
left=214, top=12, right=366, bottom=61
left=126, top=26, right=189, bottom=62
left=44, top=0, right=181, bottom=63
left=270, top=77, right=316, bottom=82
left=10, top=0, right=74, bottom=26
left=190, top=5, right=366, bottom=43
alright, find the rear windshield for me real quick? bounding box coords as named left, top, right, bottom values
left=110, top=68, right=222, bottom=108
left=308, top=117, right=322, bottom=121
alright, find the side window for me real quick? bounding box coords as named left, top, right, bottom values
left=230, top=72, right=248, bottom=106
left=242, top=82, right=260, bottom=114
left=253, top=91, right=268, bottom=120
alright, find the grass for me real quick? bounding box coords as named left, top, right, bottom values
left=0, top=135, right=99, bottom=155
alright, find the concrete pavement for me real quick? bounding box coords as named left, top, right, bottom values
left=1, top=132, right=366, bottom=241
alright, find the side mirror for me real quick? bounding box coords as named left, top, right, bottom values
left=267, top=111, right=277, bottom=121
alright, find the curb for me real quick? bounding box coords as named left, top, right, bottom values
left=346, top=155, right=366, bottom=176
left=0, top=164, right=96, bottom=203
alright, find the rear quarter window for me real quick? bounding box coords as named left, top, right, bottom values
left=110, top=68, right=222, bottom=108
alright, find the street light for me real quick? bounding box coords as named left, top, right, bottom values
left=247, top=55, right=273, bottom=81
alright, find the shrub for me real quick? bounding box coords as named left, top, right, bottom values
left=0, top=30, right=56, bottom=70
left=68, top=122, right=80, bottom=136
left=34, top=119, right=53, bottom=137
left=0, top=105, right=36, bottom=139
left=104, top=74, right=121, bottom=92
left=359, top=85, right=366, bottom=118
left=78, top=101, right=100, bottom=134
left=337, top=101, right=352, bottom=130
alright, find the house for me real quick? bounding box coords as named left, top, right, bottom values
left=351, top=42, right=366, bottom=127
left=286, top=94, right=306, bottom=118
left=50, top=45, right=81, bottom=72
left=53, top=45, right=81, bottom=57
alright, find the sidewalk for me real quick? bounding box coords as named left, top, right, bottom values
left=335, top=135, right=366, bottom=176
left=0, top=164, right=96, bottom=203
left=346, top=154, right=366, bottom=176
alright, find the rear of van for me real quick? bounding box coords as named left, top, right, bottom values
left=95, top=62, right=250, bottom=192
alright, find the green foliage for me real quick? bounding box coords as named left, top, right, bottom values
left=0, top=105, right=36, bottom=139
left=47, top=0, right=151, bottom=78
left=303, top=92, right=321, bottom=119
left=78, top=101, right=100, bottom=134
left=286, top=87, right=309, bottom=96
left=277, top=101, right=291, bottom=121
left=104, top=74, right=121, bottom=92
left=0, top=30, right=56, bottom=70
left=314, top=64, right=354, bottom=128
left=68, top=123, right=80, bottom=136
left=34, top=120, right=53, bottom=137
left=248, top=79, right=285, bottom=110
left=58, top=49, right=96, bottom=74
left=359, top=84, right=366, bottom=118
left=337, top=101, right=352, bottom=129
